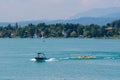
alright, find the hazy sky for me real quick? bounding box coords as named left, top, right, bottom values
left=0, top=0, right=120, bottom=22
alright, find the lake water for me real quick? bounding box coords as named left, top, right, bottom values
left=0, top=38, right=120, bottom=80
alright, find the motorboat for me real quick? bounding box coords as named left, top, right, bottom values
left=35, top=52, right=47, bottom=61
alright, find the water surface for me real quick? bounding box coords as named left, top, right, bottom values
left=0, top=38, right=120, bottom=80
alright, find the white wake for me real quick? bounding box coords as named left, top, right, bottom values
left=30, top=58, right=36, bottom=62
left=45, top=58, right=57, bottom=62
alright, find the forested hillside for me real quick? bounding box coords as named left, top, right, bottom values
left=0, top=20, right=120, bottom=38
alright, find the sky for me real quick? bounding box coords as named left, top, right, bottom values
left=0, top=0, right=120, bottom=22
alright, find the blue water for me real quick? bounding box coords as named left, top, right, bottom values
left=0, top=38, right=120, bottom=80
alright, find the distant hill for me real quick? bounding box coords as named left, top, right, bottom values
left=0, top=7, right=120, bottom=26
left=109, top=19, right=120, bottom=27
left=70, top=7, right=120, bottom=19
left=0, top=22, right=12, bottom=26
left=66, top=7, right=120, bottom=25
left=66, top=17, right=119, bottom=25
left=0, top=17, right=119, bottom=26
left=102, top=12, right=120, bottom=18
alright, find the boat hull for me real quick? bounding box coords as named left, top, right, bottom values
left=35, top=57, right=47, bottom=62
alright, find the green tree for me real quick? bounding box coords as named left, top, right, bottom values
left=70, top=31, right=77, bottom=37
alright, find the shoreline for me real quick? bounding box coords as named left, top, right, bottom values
left=0, top=37, right=120, bottom=39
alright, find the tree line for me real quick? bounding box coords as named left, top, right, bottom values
left=0, top=20, right=120, bottom=38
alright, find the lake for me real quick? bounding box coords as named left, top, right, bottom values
left=0, top=38, right=120, bottom=80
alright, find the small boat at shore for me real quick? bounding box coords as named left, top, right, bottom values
left=35, top=52, right=47, bottom=61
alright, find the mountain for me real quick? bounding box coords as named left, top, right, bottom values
left=17, top=20, right=66, bottom=26
left=109, top=19, right=120, bottom=28
left=102, top=12, right=120, bottom=18
left=70, top=7, right=120, bottom=19
left=0, top=7, right=120, bottom=26
left=66, top=7, right=120, bottom=25
left=0, top=17, right=119, bottom=26
left=0, top=22, right=12, bottom=26
left=66, top=17, right=119, bottom=25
